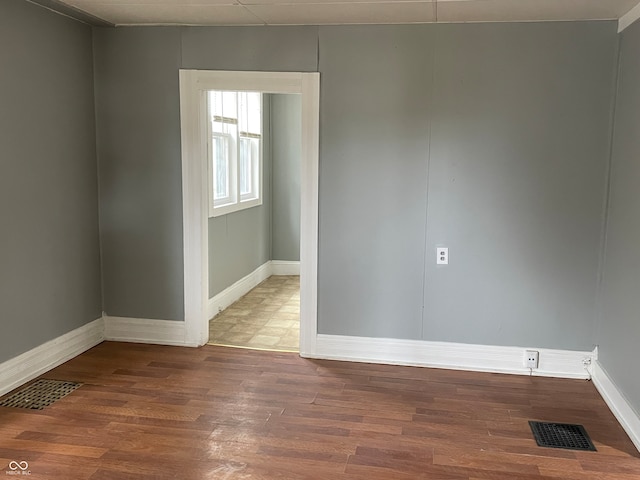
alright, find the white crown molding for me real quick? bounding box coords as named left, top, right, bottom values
left=104, top=316, right=195, bottom=347
left=0, top=318, right=104, bottom=397
left=305, top=334, right=594, bottom=379
left=592, top=360, right=640, bottom=453
left=619, top=2, right=640, bottom=32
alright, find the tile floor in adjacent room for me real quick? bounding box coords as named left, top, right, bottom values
left=208, top=275, right=299, bottom=352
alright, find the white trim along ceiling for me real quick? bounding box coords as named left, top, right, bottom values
left=32, top=0, right=640, bottom=32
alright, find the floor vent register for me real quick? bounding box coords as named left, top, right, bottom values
left=529, top=421, right=597, bottom=451
left=0, top=379, right=82, bottom=410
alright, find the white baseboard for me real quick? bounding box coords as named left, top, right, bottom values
left=0, top=318, right=104, bottom=397
left=207, top=261, right=273, bottom=319
left=271, top=260, right=300, bottom=276
left=307, top=334, right=594, bottom=379
left=206, top=260, right=300, bottom=319
left=104, top=256, right=295, bottom=345
left=104, top=316, right=194, bottom=347
left=592, top=360, right=640, bottom=452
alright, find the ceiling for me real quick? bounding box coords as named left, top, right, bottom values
left=47, top=0, right=640, bottom=27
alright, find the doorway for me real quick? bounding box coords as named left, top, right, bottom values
left=179, top=70, right=319, bottom=355
left=207, top=92, right=302, bottom=351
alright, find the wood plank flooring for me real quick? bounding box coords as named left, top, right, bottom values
left=0, top=342, right=638, bottom=479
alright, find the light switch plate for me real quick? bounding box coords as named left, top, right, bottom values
left=437, top=247, right=449, bottom=265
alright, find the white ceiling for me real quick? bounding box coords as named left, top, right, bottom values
left=56, top=0, right=640, bottom=27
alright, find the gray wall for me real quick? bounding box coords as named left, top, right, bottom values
left=0, top=0, right=102, bottom=362
left=208, top=207, right=271, bottom=298
left=422, top=23, right=617, bottom=349
left=181, top=26, right=319, bottom=72
left=208, top=99, right=272, bottom=299
left=93, top=22, right=619, bottom=353
left=93, top=28, right=184, bottom=320
left=318, top=26, right=433, bottom=339
left=597, top=20, right=640, bottom=416
left=271, top=94, right=302, bottom=262
left=93, top=26, right=317, bottom=320
left=318, top=23, right=618, bottom=348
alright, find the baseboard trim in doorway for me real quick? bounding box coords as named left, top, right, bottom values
left=308, top=334, right=594, bottom=380
left=592, top=360, right=640, bottom=453
left=207, top=260, right=299, bottom=320
left=103, top=316, right=194, bottom=347
left=271, top=260, right=300, bottom=276
left=0, top=318, right=104, bottom=397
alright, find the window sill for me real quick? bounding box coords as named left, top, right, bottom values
left=210, top=198, right=262, bottom=218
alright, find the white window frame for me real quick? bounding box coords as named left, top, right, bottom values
left=207, top=92, right=263, bottom=218
left=238, top=134, right=260, bottom=202
left=209, top=132, right=234, bottom=208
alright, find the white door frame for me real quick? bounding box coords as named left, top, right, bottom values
left=179, top=70, right=319, bottom=356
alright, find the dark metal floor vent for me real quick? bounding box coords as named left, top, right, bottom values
left=0, top=379, right=82, bottom=410
left=529, top=421, right=596, bottom=451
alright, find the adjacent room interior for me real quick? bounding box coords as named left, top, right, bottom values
left=2, top=0, right=640, bottom=477
left=207, top=91, right=302, bottom=352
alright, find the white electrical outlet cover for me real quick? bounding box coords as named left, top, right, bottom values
left=525, top=350, right=539, bottom=369
left=436, top=247, right=449, bottom=265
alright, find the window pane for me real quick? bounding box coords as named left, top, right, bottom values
left=207, top=89, right=261, bottom=212
left=222, top=91, right=237, bottom=119
left=238, top=93, right=248, bottom=133
left=209, top=91, right=223, bottom=133
left=210, top=91, right=240, bottom=134
left=209, top=91, right=222, bottom=117
left=212, top=136, right=228, bottom=200
left=247, top=92, right=261, bottom=135
left=238, top=92, right=261, bottom=135
left=239, top=138, right=251, bottom=196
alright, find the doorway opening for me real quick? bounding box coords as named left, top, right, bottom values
left=179, top=70, right=319, bottom=356
left=206, top=92, right=302, bottom=352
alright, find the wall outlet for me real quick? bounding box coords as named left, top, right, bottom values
left=525, top=350, right=539, bottom=369
left=436, top=247, right=449, bottom=265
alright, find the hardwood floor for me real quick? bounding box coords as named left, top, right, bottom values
left=0, top=342, right=638, bottom=479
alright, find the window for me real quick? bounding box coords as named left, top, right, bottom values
left=208, top=91, right=262, bottom=217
